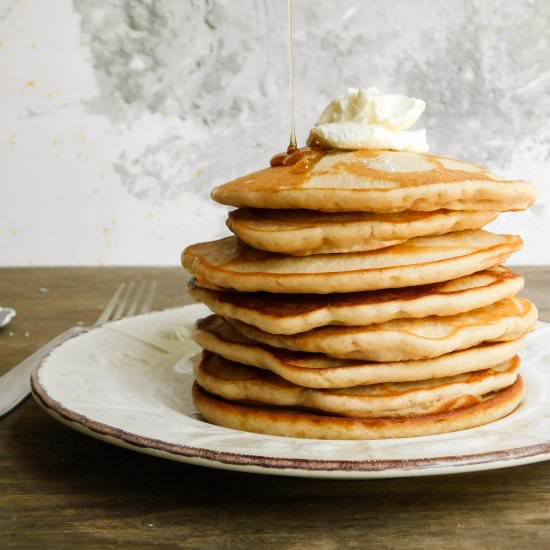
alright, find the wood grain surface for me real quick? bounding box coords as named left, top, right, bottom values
left=0, top=266, right=549, bottom=549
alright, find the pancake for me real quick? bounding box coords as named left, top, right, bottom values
left=192, top=376, right=525, bottom=439
left=211, top=149, right=537, bottom=213
left=227, top=208, right=498, bottom=255
left=189, top=267, right=523, bottom=334
left=226, top=297, right=537, bottom=361
left=182, top=230, right=522, bottom=294
left=196, top=351, right=520, bottom=418
left=193, top=315, right=525, bottom=388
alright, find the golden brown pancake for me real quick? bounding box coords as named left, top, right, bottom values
left=184, top=143, right=536, bottom=440
left=226, top=297, right=537, bottom=361
left=193, top=315, right=525, bottom=388
left=189, top=267, right=523, bottom=334
left=195, top=351, right=520, bottom=418
left=227, top=208, right=498, bottom=255
left=212, top=149, right=537, bottom=213
left=182, top=230, right=522, bottom=294
left=192, top=376, right=525, bottom=439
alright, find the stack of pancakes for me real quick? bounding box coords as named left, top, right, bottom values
left=182, top=149, right=538, bottom=439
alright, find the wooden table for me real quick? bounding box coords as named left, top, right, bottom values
left=1, top=267, right=549, bottom=549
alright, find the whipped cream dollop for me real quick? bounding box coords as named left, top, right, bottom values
left=307, top=87, right=429, bottom=152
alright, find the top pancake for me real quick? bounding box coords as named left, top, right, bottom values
left=182, top=230, right=522, bottom=294
left=212, top=149, right=537, bottom=213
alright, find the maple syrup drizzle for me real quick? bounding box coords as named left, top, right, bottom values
left=269, top=1, right=325, bottom=170
left=269, top=146, right=323, bottom=168
left=287, top=0, right=297, bottom=154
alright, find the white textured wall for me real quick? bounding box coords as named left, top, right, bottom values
left=2, top=0, right=549, bottom=266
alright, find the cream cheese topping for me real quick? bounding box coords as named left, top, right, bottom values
left=308, top=87, right=429, bottom=152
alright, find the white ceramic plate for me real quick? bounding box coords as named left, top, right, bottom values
left=31, top=305, right=550, bottom=479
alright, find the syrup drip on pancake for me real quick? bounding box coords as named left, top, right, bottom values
left=269, top=1, right=324, bottom=174
left=270, top=147, right=324, bottom=173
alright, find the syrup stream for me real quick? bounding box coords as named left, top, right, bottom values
left=287, top=0, right=297, bottom=153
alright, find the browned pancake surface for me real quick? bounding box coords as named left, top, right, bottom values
left=182, top=231, right=523, bottom=294
left=193, top=315, right=525, bottom=387
left=192, top=377, right=524, bottom=439
left=227, top=208, right=499, bottom=255
left=195, top=351, right=520, bottom=418
left=212, top=149, right=536, bottom=213
left=188, top=266, right=522, bottom=318
left=225, top=297, right=536, bottom=362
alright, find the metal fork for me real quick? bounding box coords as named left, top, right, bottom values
left=0, top=280, right=157, bottom=419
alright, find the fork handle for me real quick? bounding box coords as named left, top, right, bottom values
left=0, top=326, right=86, bottom=419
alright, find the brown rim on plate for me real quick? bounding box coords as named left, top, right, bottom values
left=29, top=324, right=550, bottom=474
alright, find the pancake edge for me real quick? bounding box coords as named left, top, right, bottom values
left=227, top=209, right=499, bottom=255
left=213, top=179, right=537, bottom=213
left=192, top=376, right=524, bottom=440
left=188, top=268, right=524, bottom=334
left=193, top=317, right=526, bottom=388
left=194, top=352, right=521, bottom=418
left=182, top=234, right=523, bottom=293
left=226, top=297, right=537, bottom=362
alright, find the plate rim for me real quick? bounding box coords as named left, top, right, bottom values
left=30, top=308, right=550, bottom=477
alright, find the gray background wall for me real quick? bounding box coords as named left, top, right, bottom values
left=2, top=0, right=548, bottom=265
